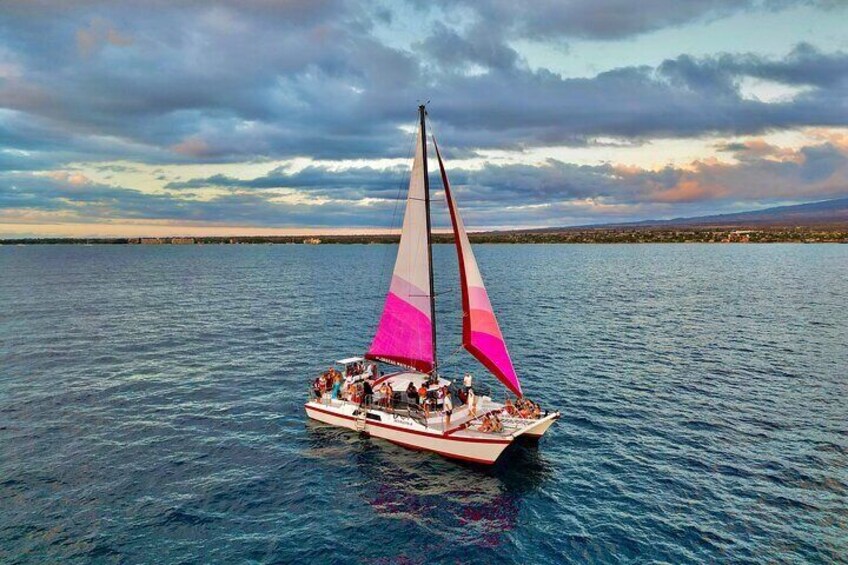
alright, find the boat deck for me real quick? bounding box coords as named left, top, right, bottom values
left=313, top=388, right=547, bottom=440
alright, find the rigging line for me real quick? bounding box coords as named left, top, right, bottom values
left=431, top=345, right=466, bottom=373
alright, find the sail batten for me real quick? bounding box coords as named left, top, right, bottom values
left=434, top=137, right=523, bottom=397
left=366, top=123, right=434, bottom=373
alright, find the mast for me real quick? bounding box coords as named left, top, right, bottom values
left=420, top=104, right=437, bottom=374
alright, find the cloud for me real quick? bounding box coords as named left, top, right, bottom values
left=1, top=1, right=847, bottom=166
left=423, top=0, right=842, bottom=41
left=76, top=18, right=132, bottom=57
left=1, top=1, right=847, bottom=230
left=157, top=137, right=848, bottom=227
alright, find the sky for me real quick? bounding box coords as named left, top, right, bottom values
left=1, top=0, right=847, bottom=237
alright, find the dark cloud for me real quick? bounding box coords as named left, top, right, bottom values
left=1, top=1, right=847, bottom=229
left=0, top=170, right=397, bottom=227
left=424, top=0, right=841, bottom=41
left=1, top=2, right=847, bottom=166
left=417, top=22, right=521, bottom=72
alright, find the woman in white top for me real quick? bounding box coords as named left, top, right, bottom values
left=467, top=387, right=476, bottom=418
left=463, top=373, right=473, bottom=390
left=443, top=390, right=453, bottom=428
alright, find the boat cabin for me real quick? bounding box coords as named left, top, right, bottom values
left=335, top=356, right=376, bottom=379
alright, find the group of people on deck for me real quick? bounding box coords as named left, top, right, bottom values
left=312, top=362, right=378, bottom=402
left=478, top=413, right=504, bottom=433
left=313, top=368, right=343, bottom=400
left=402, top=382, right=452, bottom=423
left=503, top=397, right=543, bottom=419
left=312, top=366, right=545, bottom=433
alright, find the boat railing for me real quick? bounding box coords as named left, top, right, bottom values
left=364, top=391, right=430, bottom=427
left=308, top=386, right=430, bottom=427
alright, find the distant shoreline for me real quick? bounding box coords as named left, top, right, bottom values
left=3, top=227, right=847, bottom=245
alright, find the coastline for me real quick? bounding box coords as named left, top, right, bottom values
left=2, top=227, right=847, bottom=245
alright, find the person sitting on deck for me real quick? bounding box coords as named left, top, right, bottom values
left=478, top=414, right=493, bottom=432
left=312, top=377, right=322, bottom=400
left=491, top=414, right=504, bottom=433
left=503, top=398, right=518, bottom=416
left=406, top=382, right=418, bottom=405
left=531, top=402, right=542, bottom=419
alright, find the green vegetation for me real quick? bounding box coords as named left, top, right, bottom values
left=2, top=228, right=847, bottom=245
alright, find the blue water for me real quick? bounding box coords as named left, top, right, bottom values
left=1, top=244, right=846, bottom=564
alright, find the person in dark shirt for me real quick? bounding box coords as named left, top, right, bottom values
left=362, top=379, right=373, bottom=406
left=406, top=382, right=418, bottom=405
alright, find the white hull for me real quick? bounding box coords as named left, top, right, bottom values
left=517, top=414, right=559, bottom=438
left=305, top=401, right=513, bottom=464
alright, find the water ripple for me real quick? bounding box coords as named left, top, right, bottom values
left=1, top=244, right=847, bottom=563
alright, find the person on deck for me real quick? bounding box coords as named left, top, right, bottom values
left=331, top=373, right=342, bottom=400
left=467, top=387, right=477, bottom=418
left=491, top=414, right=504, bottom=433
left=318, top=375, right=328, bottom=398
left=478, top=414, right=492, bottom=432
left=381, top=382, right=393, bottom=411
left=443, top=389, right=453, bottom=429
left=419, top=385, right=431, bottom=420
left=344, top=373, right=355, bottom=398
left=503, top=398, right=518, bottom=416
left=463, top=373, right=473, bottom=393
left=362, top=379, right=373, bottom=406
left=406, top=382, right=418, bottom=405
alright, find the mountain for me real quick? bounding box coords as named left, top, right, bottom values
left=549, top=197, right=848, bottom=231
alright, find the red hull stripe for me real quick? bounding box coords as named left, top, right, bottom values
left=305, top=404, right=511, bottom=445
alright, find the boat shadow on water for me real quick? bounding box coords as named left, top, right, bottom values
left=304, top=420, right=554, bottom=552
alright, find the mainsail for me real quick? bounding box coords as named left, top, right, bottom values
left=434, top=138, right=523, bottom=397
left=366, top=124, right=434, bottom=372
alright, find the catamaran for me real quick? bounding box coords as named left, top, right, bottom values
left=304, top=105, right=558, bottom=465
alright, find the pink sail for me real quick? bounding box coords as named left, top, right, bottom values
left=366, top=127, right=434, bottom=373
left=434, top=138, right=523, bottom=397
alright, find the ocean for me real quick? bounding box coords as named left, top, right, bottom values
left=1, top=244, right=846, bottom=564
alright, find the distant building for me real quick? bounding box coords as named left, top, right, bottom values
left=303, top=237, right=322, bottom=245
left=170, top=237, right=195, bottom=244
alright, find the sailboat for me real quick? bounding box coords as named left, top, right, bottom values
left=304, top=105, right=558, bottom=465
